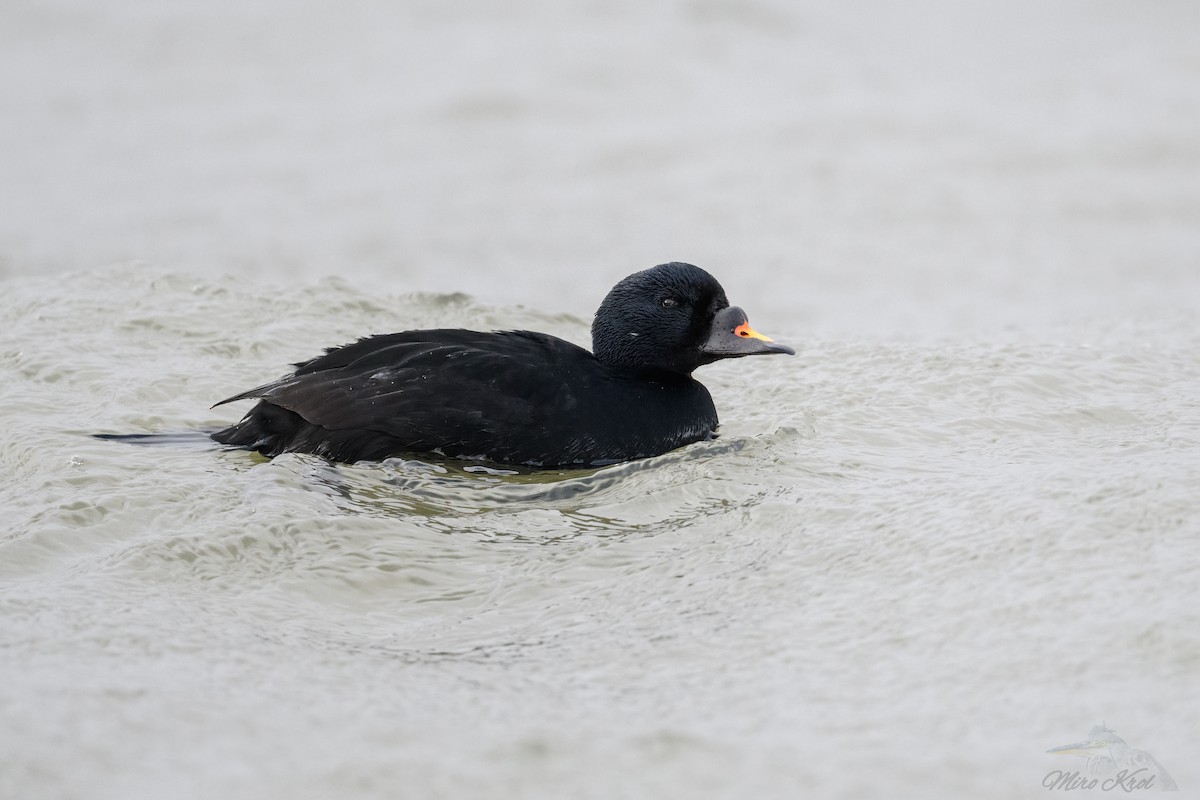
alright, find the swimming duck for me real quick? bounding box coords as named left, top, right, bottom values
left=211, top=262, right=793, bottom=467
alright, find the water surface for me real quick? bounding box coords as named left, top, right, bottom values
left=2, top=1, right=1199, bottom=798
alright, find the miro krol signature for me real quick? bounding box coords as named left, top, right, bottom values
left=1044, top=723, right=1177, bottom=792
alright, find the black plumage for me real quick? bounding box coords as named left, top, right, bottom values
left=211, top=262, right=793, bottom=467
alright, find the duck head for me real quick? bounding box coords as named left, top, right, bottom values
left=591, top=262, right=795, bottom=376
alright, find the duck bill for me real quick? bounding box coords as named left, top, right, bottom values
left=700, top=306, right=795, bottom=358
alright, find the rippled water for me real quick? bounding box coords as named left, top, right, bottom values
left=3, top=269, right=1197, bottom=798
left=3, top=1, right=1200, bottom=798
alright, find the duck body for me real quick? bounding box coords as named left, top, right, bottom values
left=212, top=262, right=793, bottom=467
left=212, top=329, right=718, bottom=466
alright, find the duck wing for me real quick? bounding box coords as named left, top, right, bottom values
left=213, top=329, right=596, bottom=462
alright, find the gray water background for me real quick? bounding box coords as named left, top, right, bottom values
left=2, top=1, right=1199, bottom=798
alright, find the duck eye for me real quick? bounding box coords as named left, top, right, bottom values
left=660, top=297, right=679, bottom=308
